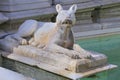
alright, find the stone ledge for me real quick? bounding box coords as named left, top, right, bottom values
left=73, top=23, right=102, bottom=32
left=0, top=0, right=50, bottom=5
left=74, top=27, right=120, bottom=40
left=0, top=1, right=51, bottom=12
left=1, top=1, right=120, bottom=21
left=0, top=67, right=35, bottom=80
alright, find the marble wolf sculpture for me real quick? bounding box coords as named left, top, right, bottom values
left=5, top=4, right=91, bottom=59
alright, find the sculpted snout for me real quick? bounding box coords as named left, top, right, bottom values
left=62, top=19, right=72, bottom=25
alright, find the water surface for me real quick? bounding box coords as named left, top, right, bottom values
left=76, top=34, right=120, bottom=80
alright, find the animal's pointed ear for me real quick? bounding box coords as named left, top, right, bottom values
left=56, top=4, right=63, bottom=13
left=69, top=4, right=77, bottom=13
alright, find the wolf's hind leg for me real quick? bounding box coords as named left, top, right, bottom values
left=12, top=34, right=27, bottom=45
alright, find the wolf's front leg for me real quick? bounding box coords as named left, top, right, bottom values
left=45, top=44, right=81, bottom=59
left=73, top=44, right=91, bottom=58
left=29, top=38, right=34, bottom=44
left=28, top=38, right=38, bottom=46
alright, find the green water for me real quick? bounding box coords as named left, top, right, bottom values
left=76, top=34, right=120, bottom=80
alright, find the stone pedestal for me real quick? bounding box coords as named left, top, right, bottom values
left=0, top=37, right=117, bottom=80
left=7, top=46, right=117, bottom=80
left=4, top=45, right=116, bottom=80
left=9, top=45, right=107, bottom=73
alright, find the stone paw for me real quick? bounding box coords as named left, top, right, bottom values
left=37, top=44, right=45, bottom=48
left=70, top=51, right=81, bottom=59
left=79, top=51, right=92, bottom=59
left=30, top=42, right=38, bottom=47
left=71, top=51, right=92, bottom=59
left=71, top=54, right=80, bottom=59
left=21, top=39, right=27, bottom=45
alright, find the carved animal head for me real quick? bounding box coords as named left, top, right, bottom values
left=56, top=4, right=77, bottom=26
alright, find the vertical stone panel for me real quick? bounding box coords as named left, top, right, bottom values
left=100, top=4, right=120, bottom=23
left=76, top=8, right=93, bottom=25
left=0, top=0, right=52, bottom=11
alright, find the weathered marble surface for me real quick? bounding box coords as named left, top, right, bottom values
left=8, top=45, right=107, bottom=73
left=6, top=52, right=117, bottom=80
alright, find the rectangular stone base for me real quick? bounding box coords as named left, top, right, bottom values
left=9, top=45, right=108, bottom=73
left=0, top=44, right=117, bottom=80
left=0, top=49, right=117, bottom=80
left=6, top=54, right=117, bottom=80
